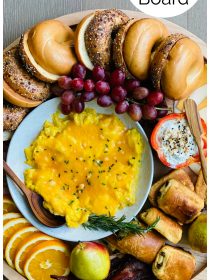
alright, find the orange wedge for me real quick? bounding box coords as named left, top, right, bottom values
left=15, top=232, right=55, bottom=276
left=24, top=240, right=71, bottom=280
left=3, top=194, right=18, bottom=214
left=5, top=226, right=39, bottom=268
left=3, top=218, right=31, bottom=255
left=3, top=212, right=22, bottom=225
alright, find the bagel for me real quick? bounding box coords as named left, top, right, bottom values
left=3, top=102, right=29, bottom=141
left=113, top=19, right=137, bottom=78
left=3, top=47, right=50, bottom=108
left=123, top=19, right=169, bottom=80
left=19, top=20, right=77, bottom=83
left=3, top=102, right=28, bottom=131
left=151, top=34, right=207, bottom=100
left=84, top=9, right=129, bottom=69
left=74, top=13, right=95, bottom=70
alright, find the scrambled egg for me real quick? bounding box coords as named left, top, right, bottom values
left=24, top=109, right=143, bottom=227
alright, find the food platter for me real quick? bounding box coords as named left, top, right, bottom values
left=3, top=9, right=207, bottom=280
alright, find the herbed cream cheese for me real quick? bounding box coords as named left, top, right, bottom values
left=156, top=118, right=198, bottom=168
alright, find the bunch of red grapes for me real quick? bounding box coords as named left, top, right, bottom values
left=51, top=63, right=169, bottom=121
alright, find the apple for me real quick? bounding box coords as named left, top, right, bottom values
left=70, top=241, right=110, bottom=280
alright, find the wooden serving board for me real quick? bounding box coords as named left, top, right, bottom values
left=3, top=10, right=207, bottom=280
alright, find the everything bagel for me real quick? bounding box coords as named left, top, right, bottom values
left=84, top=9, right=129, bottom=69
left=19, top=20, right=77, bottom=82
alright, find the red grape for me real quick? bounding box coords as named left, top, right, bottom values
left=71, top=63, right=86, bottom=79
left=70, top=78, right=84, bottom=92
left=125, top=79, right=140, bottom=93
left=97, top=95, right=113, bottom=107
left=92, top=66, right=105, bottom=81
left=58, top=76, right=72, bottom=89
left=146, top=91, right=164, bottom=106
left=72, top=98, right=85, bottom=113
left=115, top=100, right=129, bottom=114
left=111, top=86, right=127, bottom=102
left=104, top=71, right=111, bottom=83
left=61, top=90, right=75, bottom=105
left=95, top=81, right=110, bottom=95
left=84, top=79, right=95, bottom=92
left=50, top=83, right=64, bottom=96
left=81, top=91, right=96, bottom=102
left=110, top=69, right=125, bottom=86
left=132, top=87, right=149, bottom=100
left=128, top=104, right=142, bottom=121
left=61, top=103, right=72, bottom=115
left=142, top=104, right=157, bottom=120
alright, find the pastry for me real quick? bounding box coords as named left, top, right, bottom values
left=19, top=19, right=77, bottom=82
left=107, top=224, right=165, bottom=264
left=195, top=170, right=207, bottom=205
left=152, top=245, right=196, bottom=280
left=3, top=47, right=50, bottom=107
left=151, top=34, right=207, bottom=100
left=84, top=9, right=129, bottom=69
left=123, top=18, right=168, bottom=80
left=157, top=179, right=204, bottom=224
left=139, top=208, right=182, bottom=244
left=149, top=169, right=194, bottom=207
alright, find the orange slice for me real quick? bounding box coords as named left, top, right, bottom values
left=3, top=212, right=22, bottom=225
left=5, top=226, right=39, bottom=268
left=3, top=194, right=18, bottom=214
left=15, top=232, right=55, bottom=276
left=3, top=218, right=31, bottom=255
left=24, top=240, right=71, bottom=280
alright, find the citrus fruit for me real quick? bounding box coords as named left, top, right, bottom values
left=188, top=213, right=207, bottom=253
left=5, top=226, right=39, bottom=268
left=70, top=242, right=110, bottom=280
left=3, top=218, right=31, bottom=255
left=15, top=232, right=55, bottom=276
left=3, top=194, right=18, bottom=214
left=3, top=212, right=22, bottom=225
left=24, top=240, right=71, bottom=280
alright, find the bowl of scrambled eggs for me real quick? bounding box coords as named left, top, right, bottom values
left=6, top=98, right=153, bottom=241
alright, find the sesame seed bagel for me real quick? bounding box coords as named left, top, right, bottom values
left=3, top=102, right=29, bottom=132
left=151, top=34, right=207, bottom=100
left=113, top=19, right=137, bottom=78
left=123, top=19, right=169, bottom=80
left=3, top=47, right=50, bottom=106
left=84, top=9, right=129, bottom=70
left=19, top=20, right=77, bottom=83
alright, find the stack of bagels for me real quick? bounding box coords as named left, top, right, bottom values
left=3, top=19, right=77, bottom=140
left=3, top=9, right=207, bottom=140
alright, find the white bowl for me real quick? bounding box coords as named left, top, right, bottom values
left=7, top=97, right=154, bottom=241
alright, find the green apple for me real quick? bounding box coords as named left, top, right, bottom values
left=188, top=213, right=207, bottom=253
left=70, top=241, right=110, bottom=280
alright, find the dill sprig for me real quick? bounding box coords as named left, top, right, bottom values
left=82, top=214, right=159, bottom=236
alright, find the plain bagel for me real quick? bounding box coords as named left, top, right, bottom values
left=19, top=20, right=77, bottom=83
left=84, top=9, right=129, bottom=70
left=151, top=34, right=207, bottom=100
left=123, top=18, right=169, bottom=80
